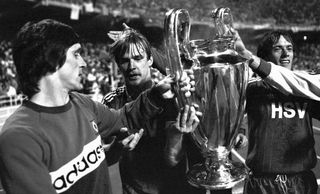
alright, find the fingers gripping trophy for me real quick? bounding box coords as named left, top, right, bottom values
left=164, top=8, right=249, bottom=190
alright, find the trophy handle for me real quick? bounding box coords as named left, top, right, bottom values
left=164, top=9, right=209, bottom=147
left=211, top=7, right=234, bottom=39
left=164, top=8, right=192, bottom=108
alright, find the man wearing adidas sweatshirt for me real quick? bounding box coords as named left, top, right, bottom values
left=236, top=30, right=320, bottom=194
left=0, top=19, right=193, bottom=194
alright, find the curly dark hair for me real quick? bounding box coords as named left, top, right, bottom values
left=257, top=30, right=294, bottom=61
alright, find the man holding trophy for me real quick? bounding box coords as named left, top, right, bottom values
left=234, top=30, right=320, bottom=194
left=164, top=6, right=320, bottom=194
left=103, top=25, right=201, bottom=194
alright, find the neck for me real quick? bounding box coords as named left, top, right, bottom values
left=30, top=76, right=70, bottom=107
left=126, top=80, right=153, bottom=99
left=30, top=91, right=69, bottom=107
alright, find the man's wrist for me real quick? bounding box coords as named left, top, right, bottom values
left=240, top=49, right=261, bottom=70
left=249, top=55, right=261, bottom=70
left=241, top=49, right=253, bottom=61
left=253, top=59, right=271, bottom=78
left=148, top=86, right=167, bottom=107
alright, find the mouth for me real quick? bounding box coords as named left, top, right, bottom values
left=279, top=59, right=291, bottom=65
left=128, top=73, right=140, bottom=80
left=78, top=71, right=85, bottom=81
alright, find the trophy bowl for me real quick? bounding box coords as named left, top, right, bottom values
left=164, top=8, right=249, bottom=190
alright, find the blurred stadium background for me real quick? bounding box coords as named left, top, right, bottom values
left=0, top=0, right=319, bottom=193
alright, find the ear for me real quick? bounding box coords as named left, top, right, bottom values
left=148, top=56, right=153, bottom=67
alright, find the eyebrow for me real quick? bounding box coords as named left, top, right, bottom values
left=273, top=44, right=293, bottom=48
left=73, top=47, right=83, bottom=53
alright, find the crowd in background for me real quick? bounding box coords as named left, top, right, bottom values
left=294, top=43, right=320, bottom=73
left=0, top=41, right=17, bottom=98
left=79, top=42, right=115, bottom=101
left=43, top=0, right=320, bottom=28
left=0, top=37, right=319, bottom=106
left=90, top=0, right=320, bottom=27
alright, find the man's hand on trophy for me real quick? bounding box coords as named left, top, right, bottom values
left=153, top=74, right=176, bottom=99
left=176, top=105, right=201, bottom=133
left=232, top=29, right=255, bottom=61
left=234, top=133, right=248, bottom=150
left=232, top=29, right=261, bottom=70
left=232, top=29, right=246, bottom=54
left=154, top=70, right=195, bottom=99
left=181, top=69, right=196, bottom=98
left=163, top=104, right=201, bottom=167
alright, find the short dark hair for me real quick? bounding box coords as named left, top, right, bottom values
left=110, top=29, right=152, bottom=64
left=257, top=30, right=294, bottom=61
left=12, top=19, right=80, bottom=98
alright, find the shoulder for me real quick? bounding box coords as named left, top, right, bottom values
left=247, top=75, right=271, bottom=89
left=102, top=86, right=126, bottom=105
left=70, top=91, right=91, bottom=100
left=0, top=116, right=44, bottom=154
left=1, top=104, right=36, bottom=134
left=69, top=91, right=95, bottom=106
left=69, top=92, right=108, bottom=116
left=247, top=76, right=275, bottom=98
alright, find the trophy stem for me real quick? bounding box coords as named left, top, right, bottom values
left=187, top=146, right=247, bottom=190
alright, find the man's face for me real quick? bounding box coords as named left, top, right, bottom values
left=269, top=35, right=294, bottom=70
left=117, top=44, right=153, bottom=86
left=56, top=43, right=87, bottom=91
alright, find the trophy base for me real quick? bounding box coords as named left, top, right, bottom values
left=187, top=161, right=247, bottom=190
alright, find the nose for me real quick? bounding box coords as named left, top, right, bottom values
left=79, top=57, right=87, bottom=67
left=128, top=59, right=136, bottom=69
left=282, top=48, right=289, bottom=57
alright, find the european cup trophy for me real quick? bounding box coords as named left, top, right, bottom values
left=164, top=8, right=249, bottom=190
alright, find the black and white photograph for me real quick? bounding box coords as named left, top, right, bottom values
left=0, top=0, right=319, bottom=194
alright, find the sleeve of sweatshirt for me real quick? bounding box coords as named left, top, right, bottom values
left=0, top=130, right=58, bottom=194
left=252, top=59, right=320, bottom=101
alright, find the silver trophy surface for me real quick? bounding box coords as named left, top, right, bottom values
left=164, top=8, right=249, bottom=190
